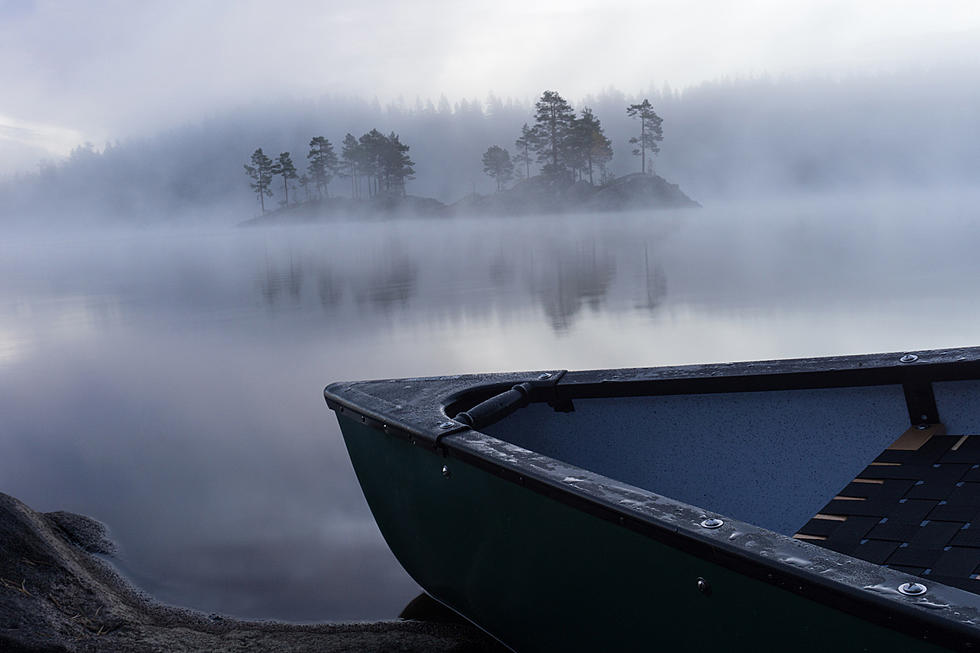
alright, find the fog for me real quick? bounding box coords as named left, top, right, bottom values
left=3, top=0, right=980, bottom=626
left=1, top=66, right=978, bottom=226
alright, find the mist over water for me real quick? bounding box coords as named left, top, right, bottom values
left=2, top=192, right=980, bottom=620
left=3, top=69, right=980, bottom=225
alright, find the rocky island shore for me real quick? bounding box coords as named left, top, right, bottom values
left=241, top=172, right=699, bottom=226
left=0, top=493, right=503, bottom=652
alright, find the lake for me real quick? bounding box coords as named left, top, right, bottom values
left=2, top=191, right=979, bottom=621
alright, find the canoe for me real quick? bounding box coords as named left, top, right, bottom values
left=324, top=347, right=980, bottom=651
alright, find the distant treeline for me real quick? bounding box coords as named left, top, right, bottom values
left=4, top=71, right=980, bottom=223
left=245, top=91, right=667, bottom=212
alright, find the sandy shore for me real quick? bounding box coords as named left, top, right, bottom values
left=0, top=492, right=504, bottom=652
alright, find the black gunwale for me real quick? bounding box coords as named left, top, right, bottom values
left=325, top=346, right=980, bottom=650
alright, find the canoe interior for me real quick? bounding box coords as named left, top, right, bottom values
left=480, top=377, right=980, bottom=594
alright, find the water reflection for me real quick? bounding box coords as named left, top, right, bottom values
left=356, top=256, right=418, bottom=312
left=251, top=224, right=662, bottom=333
left=527, top=246, right=618, bottom=332
left=635, top=247, right=667, bottom=312
left=3, top=197, right=980, bottom=622
left=258, top=258, right=304, bottom=307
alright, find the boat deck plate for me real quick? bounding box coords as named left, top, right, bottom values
left=796, top=426, right=980, bottom=594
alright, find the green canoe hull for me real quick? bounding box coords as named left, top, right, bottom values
left=339, top=413, right=946, bottom=651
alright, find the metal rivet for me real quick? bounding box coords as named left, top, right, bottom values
left=441, top=465, right=451, bottom=478
left=438, top=421, right=455, bottom=430
left=696, top=577, right=711, bottom=595
left=900, top=354, right=918, bottom=363
left=898, top=582, right=927, bottom=596
left=700, top=518, right=724, bottom=529
left=537, top=373, right=552, bottom=380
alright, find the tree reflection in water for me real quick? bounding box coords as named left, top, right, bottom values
left=252, top=225, right=668, bottom=333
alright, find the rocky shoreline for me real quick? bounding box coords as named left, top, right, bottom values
left=0, top=493, right=503, bottom=652
left=241, top=172, right=699, bottom=226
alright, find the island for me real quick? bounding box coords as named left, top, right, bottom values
left=240, top=91, right=698, bottom=226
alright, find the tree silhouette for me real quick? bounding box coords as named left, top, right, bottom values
left=514, top=123, right=534, bottom=180
left=382, top=131, right=415, bottom=197
left=298, top=174, right=312, bottom=201
left=358, top=130, right=386, bottom=197
left=340, top=133, right=362, bottom=199
left=243, top=148, right=275, bottom=213
left=627, top=99, right=663, bottom=174
left=482, top=145, right=514, bottom=191
left=569, top=108, right=613, bottom=185
left=355, top=130, right=415, bottom=197
left=530, top=91, right=575, bottom=178
left=271, top=152, right=299, bottom=205
left=307, top=136, right=338, bottom=199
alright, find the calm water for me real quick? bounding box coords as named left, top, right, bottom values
left=2, top=193, right=980, bottom=621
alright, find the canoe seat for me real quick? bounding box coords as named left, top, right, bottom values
left=795, top=424, right=980, bottom=594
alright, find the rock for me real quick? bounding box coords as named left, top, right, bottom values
left=240, top=194, right=449, bottom=226
left=0, top=492, right=504, bottom=652
left=586, top=173, right=700, bottom=210
left=241, top=172, right=698, bottom=225
left=45, top=512, right=115, bottom=556
left=448, top=172, right=698, bottom=217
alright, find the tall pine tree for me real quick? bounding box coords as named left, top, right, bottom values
left=514, top=123, right=534, bottom=180
left=627, top=99, right=663, bottom=174
left=529, top=90, right=575, bottom=179
left=307, top=136, right=338, bottom=199
left=340, top=133, right=361, bottom=199
left=358, top=129, right=387, bottom=197
left=243, top=148, right=275, bottom=213
left=271, top=152, right=299, bottom=205
left=382, top=132, right=415, bottom=197
left=569, top=108, right=613, bottom=185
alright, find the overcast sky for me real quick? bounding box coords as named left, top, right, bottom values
left=1, top=0, right=979, bottom=175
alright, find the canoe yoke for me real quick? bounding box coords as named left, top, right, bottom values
left=453, top=370, right=566, bottom=430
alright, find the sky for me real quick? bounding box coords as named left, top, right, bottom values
left=1, top=0, right=980, bottom=175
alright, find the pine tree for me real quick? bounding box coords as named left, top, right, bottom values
left=271, top=152, right=299, bottom=205
left=307, top=136, right=338, bottom=199
left=243, top=148, right=275, bottom=213
left=529, top=90, right=575, bottom=179
left=569, top=108, right=613, bottom=185
left=340, top=133, right=361, bottom=199
left=627, top=99, right=663, bottom=174
left=482, top=145, right=514, bottom=191
left=514, top=123, right=534, bottom=180
left=382, top=132, right=415, bottom=197
left=358, top=129, right=387, bottom=197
